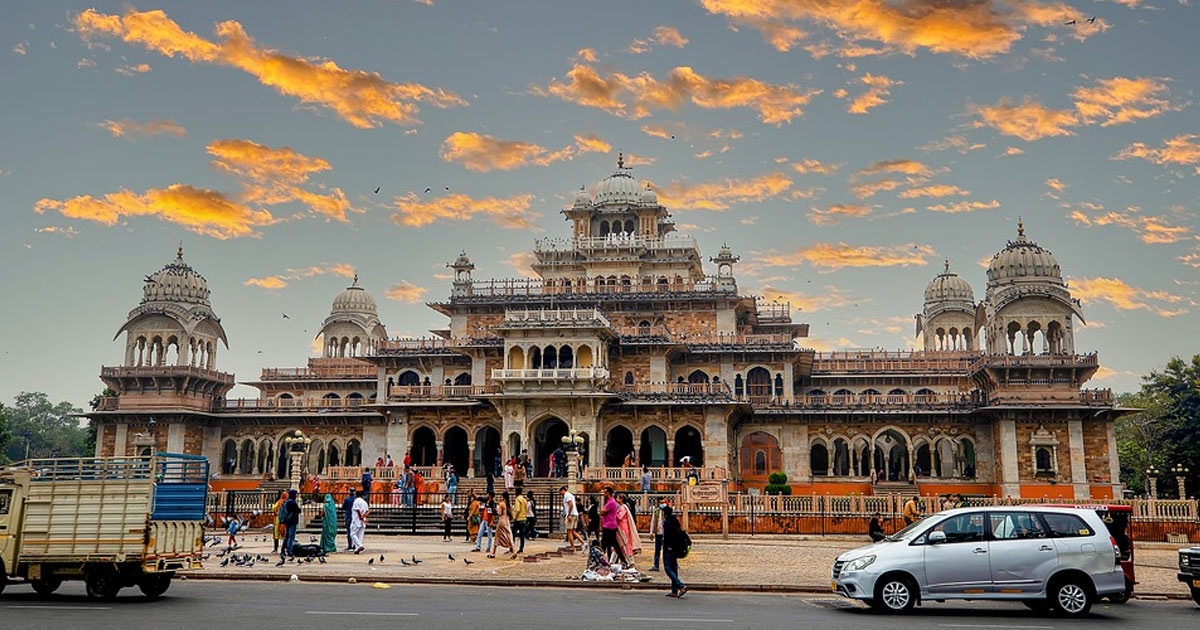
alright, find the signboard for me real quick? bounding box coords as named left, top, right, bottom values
left=685, top=481, right=726, bottom=505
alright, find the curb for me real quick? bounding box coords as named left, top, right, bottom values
left=181, top=573, right=1192, bottom=599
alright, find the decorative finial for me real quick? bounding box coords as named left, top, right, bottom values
left=176, top=242, right=184, bottom=260
left=944, top=259, right=950, bottom=273
left=352, top=272, right=359, bottom=286
left=617, top=151, right=624, bottom=169
left=1017, top=216, right=1024, bottom=237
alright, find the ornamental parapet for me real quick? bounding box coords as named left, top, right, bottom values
left=101, top=365, right=236, bottom=385
left=534, top=234, right=699, bottom=254
left=491, top=367, right=610, bottom=381
left=215, top=397, right=373, bottom=412
left=260, top=358, right=376, bottom=380
left=615, top=381, right=734, bottom=402
left=968, top=352, right=1100, bottom=373
left=814, top=350, right=977, bottom=375
left=498, top=307, right=613, bottom=329
left=388, top=384, right=500, bottom=400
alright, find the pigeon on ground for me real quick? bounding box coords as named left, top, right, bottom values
left=400, top=559, right=411, bottom=567
left=463, top=558, right=473, bottom=566
left=411, top=556, right=421, bottom=565
left=368, top=557, right=375, bottom=565
left=275, top=559, right=285, bottom=567
left=379, top=555, right=385, bottom=563
left=219, top=558, right=229, bottom=567
left=448, top=553, right=455, bottom=562
left=318, top=556, right=327, bottom=564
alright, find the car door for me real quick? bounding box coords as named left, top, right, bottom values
left=987, top=511, right=1058, bottom=594
left=1041, top=511, right=1099, bottom=571
left=922, top=512, right=992, bottom=594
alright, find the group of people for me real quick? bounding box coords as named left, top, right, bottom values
left=463, top=489, right=538, bottom=558
left=266, top=488, right=369, bottom=559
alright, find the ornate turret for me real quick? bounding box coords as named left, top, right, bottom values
left=916, top=260, right=977, bottom=351
left=318, top=274, right=387, bottom=357
left=449, top=251, right=475, bottom=297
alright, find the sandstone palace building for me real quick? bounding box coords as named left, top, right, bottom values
left=89, top=158, right=1126, bottom=500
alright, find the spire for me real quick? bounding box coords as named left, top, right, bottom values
left=1017, top=216, right=1025, bottom=238
left=617, top=151, right=624, bottom=169
left=944, top=259, right=950, bottom=273
left=352, top=272, right=359, bottom=286
left=176, top=242, right=184, bottom=261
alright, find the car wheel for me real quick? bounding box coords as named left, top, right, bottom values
left=84, top=566, right=122, bottom=601
left=137, top=573, right=172, bottom=600
left=1050, top=578, right=1092, bottom=618
left=872, top=576, right=916, bottom=613
left=31, top=578, right=62, bottom=597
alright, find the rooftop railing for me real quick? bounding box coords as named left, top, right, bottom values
left=454, top=275, right=726, bottom=298
left=259, top=361, right=377, bottom=380
left=388, top=384, right=499, bottom=400
left=101, top=365, right=236, bottom=384
left=215, top=397, right=372, bottom=412
left=491, top=367, right=611, bottom=381
left=502, top=307, right=613, bottom=328
left=534, top=235, right=699, bottom=253
left=969, top=352, right=1101, bottom=372
left=813, top=350, right=978, bottom=374
left=755, top=300, right=791, bottom=322
left=616, top=382, right=734, bottom=401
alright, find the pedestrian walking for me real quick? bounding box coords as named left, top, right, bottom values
left=560, top=485, right=582, bottom=551
left=649, top=497, right=671, bottom=571
left=321, top=493, right=338, bottom=554
left=280, top=489, right=301, bottom=559
left=524, top=490, right=538, bottom=540
left=486, top=471, right=495, bottom=496
left=271, top=490, right=287, bottom=553
left=503, top=458, right=515, bottom=491
left=472, top=492, right=495, bottom=552
left=466, top=492, right=481, bottom=543
left=661, top=505, right=689, bottom=598
left=512, top=490, right=528, bottom=553
left=350, top=490, right=369, bottom=553
left=585, top=495, right=601, bottom=545
left=446, top=468, right=459, bottom=504
left=226, top=514, right=243, bottom=549
left=441, top=494, right=455, bottom=541
left=599, top=486, right=627, bottom=565
left=513, top=457, right=525, bottom=494
left=640, top=466, right=652, bottom=495
left=615, top=493, right=641, bottom=566
left=490, top=492, right=517, bottom=559
left=341, top=491, right=355, bottom=550
left=361, top=467, right=373, bottom=505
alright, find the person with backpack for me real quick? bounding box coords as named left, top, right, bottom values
left=280, top=488, right=302, bottom=560
left=661, top=505, right=689, bottom=598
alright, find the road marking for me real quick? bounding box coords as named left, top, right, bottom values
left=620, top=618, right=734, bottom=624
left=305, top=611, right=418, bottom=617
left=6, top=605, right=112, bottom=610
left=938, top=625, right=1053, bottom=629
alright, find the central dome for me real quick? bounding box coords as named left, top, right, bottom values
left=592, top=153, right=643, bottom=206
left=986, top=221, right=1063, bottom=287
left=142, top=245, right=211, bottom=306
left=331, top=276, right=377, bottom=315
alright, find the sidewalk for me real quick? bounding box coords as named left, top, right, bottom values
left=195, top=531, right=1191, bottom=598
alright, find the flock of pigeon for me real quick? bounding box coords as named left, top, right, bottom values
left=203, top=535, right=474, bottom=570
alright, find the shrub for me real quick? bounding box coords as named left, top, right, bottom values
left=764, top=471, right=791, bottom=495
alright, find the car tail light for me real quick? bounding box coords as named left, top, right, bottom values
left=1110, top=536, right=1120, bottom=565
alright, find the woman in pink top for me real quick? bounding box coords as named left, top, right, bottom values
left=614, top=493, right=642, bottom=564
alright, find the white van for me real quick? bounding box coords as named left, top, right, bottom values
left=831, top=506, right=1126, bottom=617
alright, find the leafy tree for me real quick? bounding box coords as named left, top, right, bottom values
left=85, top=388, right=118, bottom=456
left=1117, top=355, right=1200, bottom=498
left=0, top=402, right=11, bottom=461
left=1, top=392, right=88, bottom=463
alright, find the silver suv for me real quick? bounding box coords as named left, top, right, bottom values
left=831, top=506, right=1125, bottom=617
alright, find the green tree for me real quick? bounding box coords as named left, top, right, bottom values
left=0, top=402, right=11, bottom=461
left=1117, top=355, right=1200, bottom=497
left=86, top=387, right=118, bottom=456
left=1, top=392, right=88, bottom=463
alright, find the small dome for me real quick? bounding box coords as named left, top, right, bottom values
left=925, top=261, right=975, bottom=305
left=331, top=276, right=377, bottom=315
left=142, top=245, right=211, bottom=306
left=639, top=184, right=658, bottom=206
left=573, top=187, right=591, bottom=208
left=986, top=221, right=1063, bottom=287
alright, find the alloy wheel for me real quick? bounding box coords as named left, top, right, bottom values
left=1056, top=583, right=1087, bottom=614
left=882, top=580, right=911, bottom=610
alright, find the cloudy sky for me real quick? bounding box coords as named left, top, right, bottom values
left=2, top=1, right=1198, bottom=408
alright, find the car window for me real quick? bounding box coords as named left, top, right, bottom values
left=1040, top=512, right=1094, bottom=538
left=990, top=512, right=1048, bottom=540
left=926, top=512, right=985, bottom=544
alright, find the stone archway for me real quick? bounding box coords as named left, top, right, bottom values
left=673, top=425, right=704, bottom=466
left=411, top=426, right=438, bottom=466
left=606, top=425, right=634, bottom=466
left=443, top=426, right=470, bottom=476
left=639, top=425, right=668, bottom=467
left=474, top=426, right=501, bottom=478
left=872, top=428, right=911, bottom=482
left=531, top=416, right=569, bottom=477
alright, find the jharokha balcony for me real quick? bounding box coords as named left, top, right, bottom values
left=968, top=351, right=1101, bottom=373
left=499, top=307, right=613, bottom=329
left=100, top=364, right=236, bottom=384
left=616, top=381, right=735, bottom=402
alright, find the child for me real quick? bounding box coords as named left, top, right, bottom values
left=226, top=515, right=244, bottom=549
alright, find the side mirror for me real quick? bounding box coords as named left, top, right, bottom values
left=927, top=530, right=947, bottom=544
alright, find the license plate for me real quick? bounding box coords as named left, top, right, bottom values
left=831, top=580, right=838, bottom=591
left=1193, top=579, right=1200, bottom=588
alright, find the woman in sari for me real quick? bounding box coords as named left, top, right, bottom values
left=466, top=493, right=481, bottom=543
left=615, top=494, right=642, bottom=565
left=320, top=493, right=338, bottom=554
left=489, top=492, right=516, bottom=559
left=271, top=490, right=288, bottom=553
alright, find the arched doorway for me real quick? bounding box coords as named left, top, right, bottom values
left=873, top=429, right=910, bottom=481
left=746, top=367, right=771, bottom=402
left=915, top=442, right=931, bottom=477
left=639, top=425, right=668, bottom=467
left=474, top=426, right=501, bottom=478
left=411, top=426, right=438, bottom=466
left=673, top=425, right=704, bottom=466
left=605, top=425, right=634, bottom=466
left=532, top=416, right=569, bottom=477
left=810, top=442, right=829, bottom=476
left=443, top=427, right=470, bottom=476
left=506, top=432, right=522, bottom=463
left=687, top=370, right=710, bottom=384
left=739, top=431, right=780, bottom=479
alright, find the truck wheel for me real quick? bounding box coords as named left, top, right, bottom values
left=84, top=567, right=122, bottom=601
left=1190, top=587, right=1200, bottom=607
left=138, top=574, right=173, bottom=600
left=1049, top=577, right=1093, bottom=618
left=0, top=562, right=7, bottom=595
left=31, top=579, right=62, bottom=597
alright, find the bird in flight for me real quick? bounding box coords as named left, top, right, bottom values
left=1087, top=16, right=1096, bottom=23
left=444, top=186, right=450, bottom=191
left=424, top=187, right=432, bottom=193
left=1064, top=19, right=1076, bottom=25
left=374, top=186, right=381, bottom=194
left=282, top=313, right=289, bottom=319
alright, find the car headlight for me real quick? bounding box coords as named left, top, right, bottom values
left=845, top=555, right=876, bottom=572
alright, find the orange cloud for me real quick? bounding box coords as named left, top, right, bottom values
left=1067, top=204, right=1194, bottom=244
left=386, top=280, right=429, bottom=304
left=74, top=8, right=465, bottom=128
left=969, top=76, right=1178, bottom=141
left=700, top=0, right=1098, bottom=59
left=244, top=276, right=288, bottom=290
left=791, top=158, right=840, bottom=175
left=847, top=73, right=900, bottom=114
left=919, top=135, right=986, bottom=153
left=98, top=118, right=186, bottom=139
left=537, top=62, right=820, bottom=125
left=653, top=172, right=792, bottom=210
left=1113, top=134, right=1200, bottom=173
left=114, top=62, right=151, bottom=75
left=1070, top=276, right=1190, bottom=316
left=33, top=226, right=79, bottom=238
left=854, top=159, right=934, bottom=178
left=391, top=192, right=537, bottom=229
left=439, top=132, right=610, bottom=172
left=630, top=25, right=690, bottom=53
left=899, top=184, right=971, bottom=198
left=624, top=153, right=656, bottom=166
left=760, top=284, right=862, bottom=312
left=758, top=242, right=936, bottom=270
left=246, top=262, right=358, bottom=289
left=640, top=122, right=684, bottom=140
left=926, top=199, right=1000, bottom=213
left=808, top=203, right=874, bottom=225
left=35, top=184, right=274, bottom=239
left=850, top=178, right=904, bottom=199
left=207, top=138, right=357, bottom=222
left=1180, top=248, right=1200, bottom=269
left=1003, top=146, right=1025, bottom=155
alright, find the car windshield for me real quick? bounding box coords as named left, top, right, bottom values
left=883, top=519, right=927, bottom=541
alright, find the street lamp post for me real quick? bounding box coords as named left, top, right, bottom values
left=1172, top=463, right=1190, bottom=499
left=283, top=429, right=312, bottom=491
left=561, top=429, right=585, bottom=494
left=1145, top=465, right=1160, bottom=500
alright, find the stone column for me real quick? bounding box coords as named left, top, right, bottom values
left=782, top=424, right=809, bottom=483
left=471, top=356, right=487, bottom=386
left=166, top=421, right=185, bottom=453
left=703, top=407, right=732, bottom=476
left=436, top=441, right=445, bottom=466
left=998, top=419, right=1020, bottom=497
left=1067, top=419, right=1089, bottom=499
left=201, top=426, right=222, bottom=471
left=782, top=363, right=795, bottom=404
left=649, top=355, right=667, bottom=382
left=376, top=367, right=388, bottom=400
left=467, top=442, right=477, bottom=478
left=114, top=423, right=129, bottom=458
left=362, top=421, right=388, bottom=466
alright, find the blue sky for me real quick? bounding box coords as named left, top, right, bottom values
left=1, top=0, right=1197, bottom=408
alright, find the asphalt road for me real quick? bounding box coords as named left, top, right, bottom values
left=1, top=581, right=1198, bottom=630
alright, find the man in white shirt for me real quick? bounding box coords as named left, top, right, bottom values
left=559, top=485, right=581, bottom=551
left=350, top=490, right=369, bottom=553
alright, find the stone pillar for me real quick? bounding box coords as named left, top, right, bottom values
left=1067, top=419, right=1089, bottom=499
left=649, top=355, right=667, bottom=382
left=362, top=421, right=388, bottom=466
left=782, top=363, right=794, bottom=403
left=201, top=426, right=222, bottom=471
left=432, top=365, right=446, bottom=385
left=782, top=424, right=809, bottom=483
left=166, top=421, right=185, bottom=453
left=384, top=413, right=408, bottom=465
left=376, top=367, right=388, bottom=400
left=998, top=419, right=1020, bottom=498
left=436, top=441, right=445, bottom=466
left=472, top=356, right=487, bottom=386
left=703, top=407, right=732, bottom=476
left=467, top=442, right=477, bottom=478
left=114, top=423, right=129, bottom=457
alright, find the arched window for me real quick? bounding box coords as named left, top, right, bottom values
left=734, top=374, right=744, bottom=397
left=754, top=450, right=767, bottom=474
left=624, top=371, right=635, bottom=385
left=624, top=219, right=635, bottom=233
left=638, top=320, right=651, bottom=330
left=345, top=439, right=362, bottom=467
left=559, top=345, right=574, bottom=369
left=599, top=220, right=610, bottom=236
left=746, top=367, right=771, bottom=401
left=739, top=431, right=780, bottom=478
left=530, top=346, right=542, bottom=369
left=810, top=442, right=829, bottom=476
left=832, top=438, right=850, bottom=476
left=577, top=345, right=594, bottom=367
left=221, top=440, right=237, bottom=475
left=398, top=370, right=421, bottom=386
left=773, top=373, right=784, bottom=397
left=507, top=347, right=525, bottom=369
left=454, top=372, right=472, bottom=385
left=687, top=370, right=710, bottom=384
left=543, top=345, right=558, bottom=369
left=1035, top=447, right=1053, bottom=473
left=888, top=388, right=907, bottom=395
